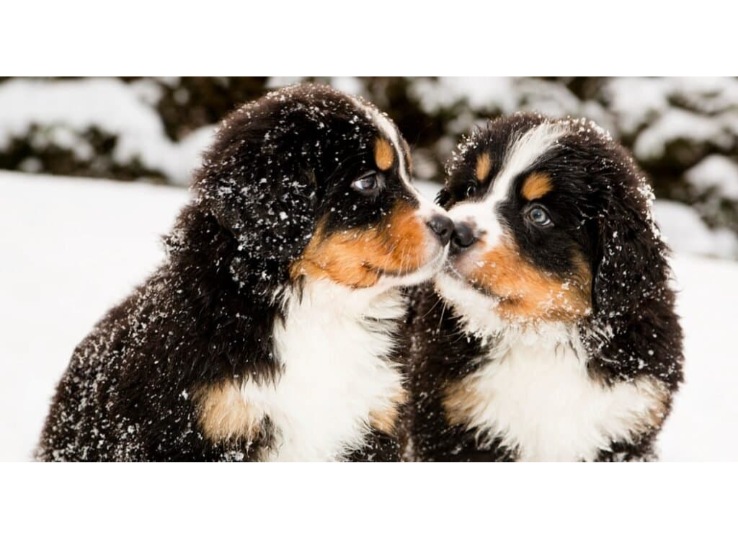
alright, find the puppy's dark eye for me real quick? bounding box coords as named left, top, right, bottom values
left=465, top=183, right=478, bottom=198
left=526, top=205, right=553, bottom=227
left=351, top=172, right=383, bottom=196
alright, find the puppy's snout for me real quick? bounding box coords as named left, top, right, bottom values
left=451, top=222, right=478, bottom=253
left=426, top=214, right=453, bottom=246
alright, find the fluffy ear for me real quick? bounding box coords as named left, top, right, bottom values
left=585, top=171, right=684, bottom=389
left=192, top=105, right=318, bottom=277
left=590, top=180, right=671, bottom=321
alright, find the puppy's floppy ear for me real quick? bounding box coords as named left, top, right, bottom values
left=584, top=150, right=683, bottom=388
left=590, top=171, right=671, bottom=322
left=193, top=104, right=318, bottom=271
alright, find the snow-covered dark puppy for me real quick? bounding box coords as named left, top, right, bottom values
left=37, top=84, right=452, bottom=461
left=405, top=113, right=683, bottom=461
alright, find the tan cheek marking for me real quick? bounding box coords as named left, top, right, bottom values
left=475, top=153, right=492, bottom=183
left=291, top=225, right=381, bottom=288
left=290, top=203, right=429, bottom=288
left=374, top=138, right=395, bottom=171
left=377, top=203, right=429, bottom=273
left=194, top=381, right=264, bottom=443
left=467, top=239, right=592, bottom=322
left=368, top=389, right=408, bottom=435
left=521, top=172, right=553, bottom=200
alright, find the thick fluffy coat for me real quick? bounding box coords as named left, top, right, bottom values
left=37, top=84, right=450, bottom=461
left=405, top=114, right=683, bottom=462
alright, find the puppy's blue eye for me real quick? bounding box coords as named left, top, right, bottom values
left=527, top=205, right=552, bottom=227
left=351, top=172, right=382, bottom=195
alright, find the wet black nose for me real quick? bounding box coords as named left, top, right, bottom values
left=426, top=214, right=453, bottom=246
left=451, top=222, right=477, bottom=251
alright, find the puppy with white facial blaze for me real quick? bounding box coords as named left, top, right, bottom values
left=404, top=113, right=684, bottom=462
left=37, top=84, right=451, bottom=461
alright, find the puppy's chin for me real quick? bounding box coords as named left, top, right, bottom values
left=292, top=209, right=451, bottom=294
left=436, top=255, right=593, bottom=336
left=375, top=242, right=449, bottom=290
left=434, top=270, right=507, bottom=337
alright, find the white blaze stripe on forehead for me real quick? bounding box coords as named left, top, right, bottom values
left=447, top=122, right=565, bottom=248
left=487, top=121, right=565, bottom=207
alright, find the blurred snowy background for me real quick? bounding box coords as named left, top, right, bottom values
left=2, top=76, right=737, bottom=259
left=1, top=77, right=737, bottom=460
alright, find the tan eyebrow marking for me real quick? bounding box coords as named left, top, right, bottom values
left=521, top=172, right=553, bottom=200
left=374, top=138, right=395, bottom=171
left=475, top=153, right=492, bottom=182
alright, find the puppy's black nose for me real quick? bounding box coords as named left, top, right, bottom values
left=451, top=222, right=477, bottom=251
left=426, top=214, right=453, bottom=246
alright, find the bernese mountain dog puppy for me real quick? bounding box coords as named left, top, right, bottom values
left=36, top=84, right=453, bottom=461
left=405, top=113, right=684, bottom=462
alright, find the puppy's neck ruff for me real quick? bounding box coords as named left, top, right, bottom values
left=435, top=275, right=667, bottom=462
left=447, top=327, right=666, bottom=462
left=435, top=271, right=509, bottom=338
left=243, top=278, right=406, bottom=461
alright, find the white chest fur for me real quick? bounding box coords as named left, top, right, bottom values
left=242, top=281, right=405, bottom=461
left=449, top=325, right=666, bottom=462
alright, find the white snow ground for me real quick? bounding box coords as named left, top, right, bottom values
left=1, top=171, right=736, bottom=461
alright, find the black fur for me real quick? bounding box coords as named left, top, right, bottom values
left=405, top=114, right=684, bottom=462
left=36, top=84, right=418, bottom=461
left=345, top=428, right=402, bottom=462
